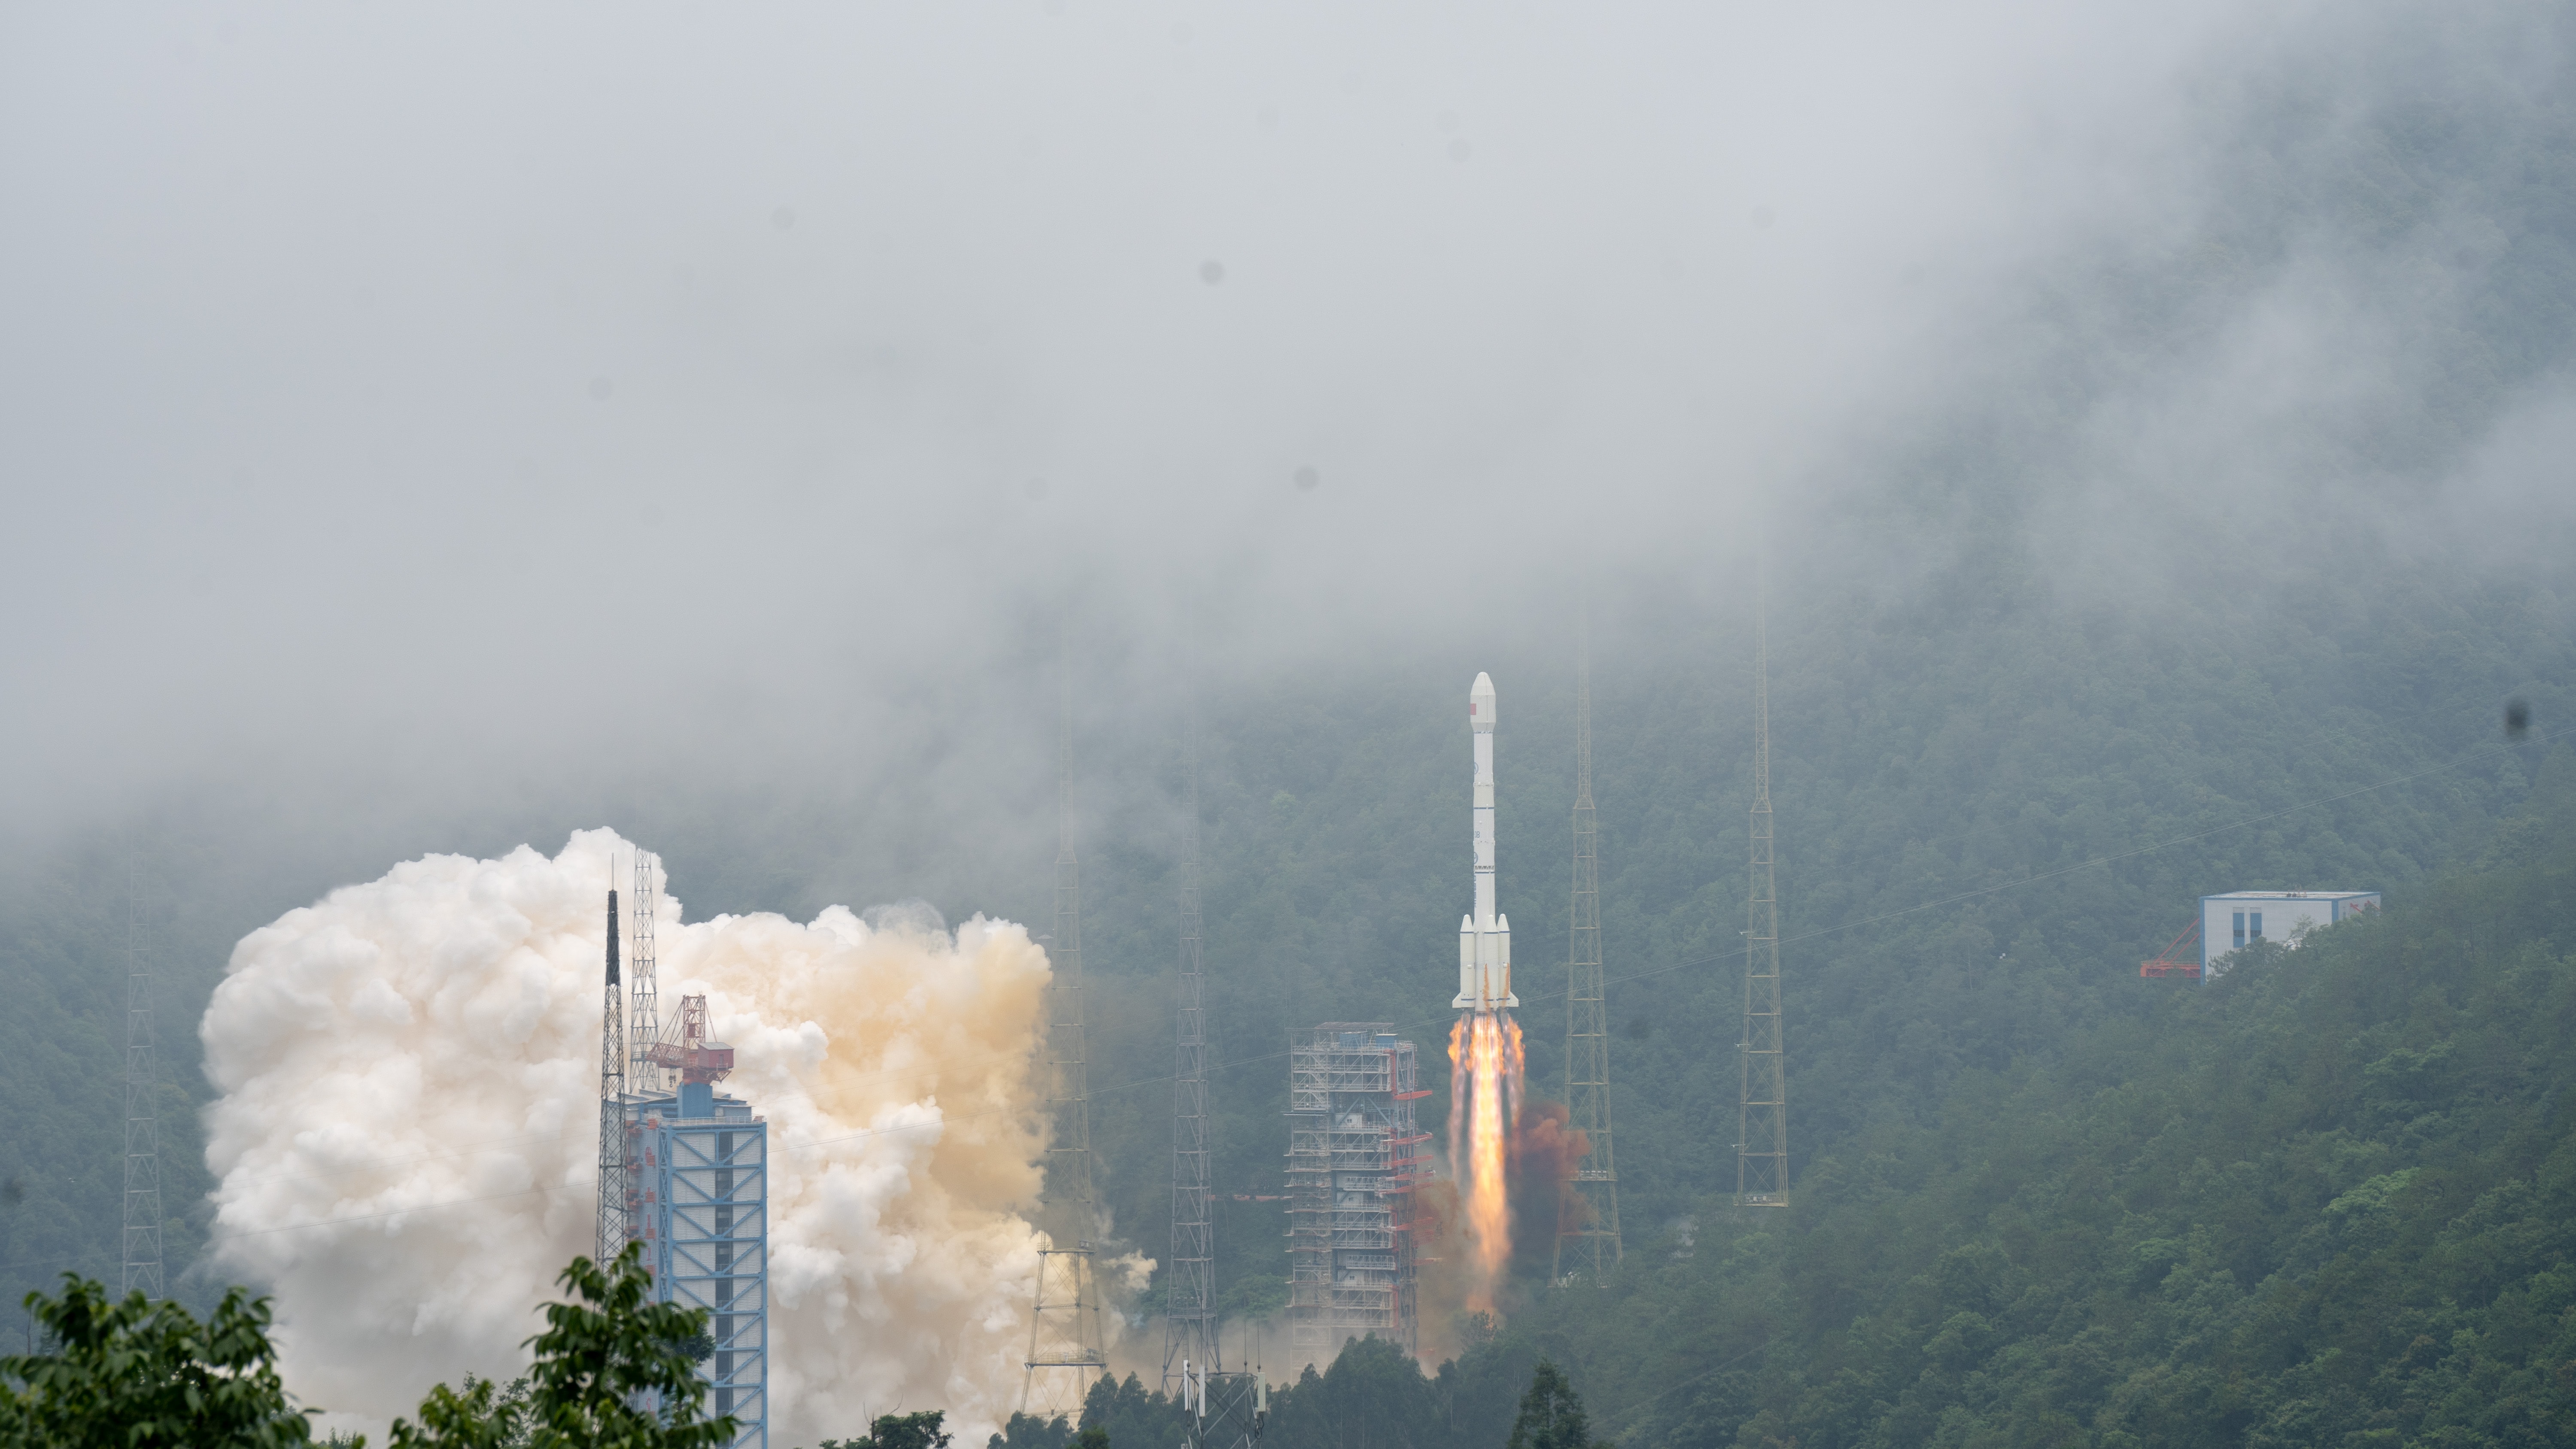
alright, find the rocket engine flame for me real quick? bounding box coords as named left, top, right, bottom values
left=1448, top=1009, right=1522, bottom=1314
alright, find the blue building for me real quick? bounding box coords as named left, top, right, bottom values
left=629, top=1001, right=769, bottom=1447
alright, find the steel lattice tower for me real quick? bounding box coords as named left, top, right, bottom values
left=597, top=883, right=628, bottom=1268
left=122, top=861, right=164, bottom=1301
left=1163, top=689, right=1217, bottom=1389
left=630, top=854, right=664, bottom=1096
left=1025, top=628, right=1106, bottom=1413
left=1556, top=612, right=1620, bottom=1275
left=1736, top=588, right=1787, bottom=1208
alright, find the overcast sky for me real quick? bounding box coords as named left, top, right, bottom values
left=3, top=2, right=2566, bottom=882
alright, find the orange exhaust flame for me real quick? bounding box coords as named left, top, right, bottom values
left=1448, top=1009, right=1523, bottom=1315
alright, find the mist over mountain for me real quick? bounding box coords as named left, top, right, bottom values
left=3, top=2, right=2573, bottom=1445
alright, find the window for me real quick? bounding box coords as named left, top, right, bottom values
left=717, top=1132, right=735, bottom=1160
left=715, top=1351, right=735, bottom=1379
left=716, top=1276, right=733, bottom=1307
left=714, top=1169, right=733, bottom=1197
left=2249, top=912, right=2263, bottom=941
left=714, top=1206, right=733, bottom=1235
left=2232, top=912, right=2246, bottom=948
left=715, top=1243, right=732, bottom=1271
left=716, top=1388, right=734, bottom=1416
left=716, top=1314, right=733, bottom=1341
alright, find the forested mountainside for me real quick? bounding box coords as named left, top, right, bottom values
left=990, top=780, right=2576, bottom=1449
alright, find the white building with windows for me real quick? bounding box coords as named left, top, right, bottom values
left=2201, top=890, right=2380, bottom=975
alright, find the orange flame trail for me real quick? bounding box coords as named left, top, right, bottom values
left=1449, top=1010, right=1523, bottom=1313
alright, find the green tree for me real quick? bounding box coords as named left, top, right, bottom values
left=983, top=1412, right=1072, bottom=1449
left=823, top=1410, right=954, bottom=1449
left=389, top=1243, right=734, bottom=1449
left=0, top=1276, right=321, bottom=1447
left=1504, top=1361, right=1592, bottom=1449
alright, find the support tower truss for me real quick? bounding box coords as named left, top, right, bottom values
left=630, top=853, right=664, bottom=1097
left=1025, top=627, right=1106, bottom=1413
left=1163, top=694, right=1217, bottom=1388
left=1177, top=1356, right=1270, bottom=1449
left=122, top=862, right=164, bottom=1301
left=1737, top=590, right=1788, bottom=1207
left=1557, top=617, right=1621, bottom=1274
left=1285, top=1024, right=1421, bottom=1356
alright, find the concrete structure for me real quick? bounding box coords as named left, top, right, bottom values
left=1285, top=1023, right=1424, bottom=1356
left=2202, top=891, right=2381, bottom=975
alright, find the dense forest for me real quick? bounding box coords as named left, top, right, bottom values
left=4, top=4, right=2576, bottom=1446
left=990, top=785, right=2576, bottom=1448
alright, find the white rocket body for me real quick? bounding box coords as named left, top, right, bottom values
left=1455, top=671, right=1519, bottom=1010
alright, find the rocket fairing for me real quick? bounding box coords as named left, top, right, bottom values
left=1455, top=671, right=1520, bottom=1010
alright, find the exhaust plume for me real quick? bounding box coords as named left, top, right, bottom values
left=1446, top=1012, right=1523, bottom=1316
left=198, top=828, right=1136, bottom=1444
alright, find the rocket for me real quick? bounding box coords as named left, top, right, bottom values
left=1455, top=671, right=1519, bottom=1010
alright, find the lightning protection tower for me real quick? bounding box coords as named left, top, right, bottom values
left=597, top=882, right=628, bottom=1269
left=631, top=853, right=665, bottom=1097
left=1025, top=624, right=1107, bottom=1413
left=1736, top=585, right=1787, bottom=1208
left=1556, top=607, right=1620, bottom=1275
left=122, top=858, right=164, bottom=1301
left=1163, top=688, right=1218, bottom=1389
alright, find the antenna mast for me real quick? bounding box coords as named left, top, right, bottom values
left=597, top=881, right=627, bottom=1267
left=122, top=858, right=163, bottom=1301
left=1026, top=622, right=1106, bottom=1413
left=1163, top=682, right=1217, bottom=1388
left=1737, top=581, right=1787, bottom=1207
left=1557, top=602, right=1620, bottom=1274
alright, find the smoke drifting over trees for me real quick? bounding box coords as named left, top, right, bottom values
left=201, top=830, right=1088, bottom=1444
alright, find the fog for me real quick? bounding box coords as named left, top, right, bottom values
left=0, top=0, right=2386, bottom=851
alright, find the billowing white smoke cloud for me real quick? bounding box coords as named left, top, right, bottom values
left=200, top=829, right=1126, bottom=1443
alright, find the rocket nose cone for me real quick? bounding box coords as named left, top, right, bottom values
left=1470, top=671, right=1496, bottom=729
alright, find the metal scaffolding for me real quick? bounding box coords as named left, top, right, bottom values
left=1737, top=588, right=1787, bottom=1208
left=1285, top=1024, right=1421, bottom=1356
left=1163, top=691, right=1217, bottom=1390
left=1556, top=610, right=1621, bottom=1275
left=1025, top=625, right=1106, bottom=1413
left=122, top=860, right=163, bottom=1301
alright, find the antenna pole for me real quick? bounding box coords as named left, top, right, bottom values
left=121, top=855, right=164, bottom=1301
left=1557, top=597, right=1620, bottom=1274
left=1026, top=618, right=1106, bottom=1412
left=1737, top=573, right=1787, bottom=1208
